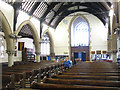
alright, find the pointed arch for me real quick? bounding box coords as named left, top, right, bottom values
left=71, top=16, right=90, bottom=46
left=15, top=20, right=40, bottom=53
left=41, top=29, right=55, bottom=56
left=0, top=10, right=13, bottom=51
left=68, top=14, right=91, bottom=60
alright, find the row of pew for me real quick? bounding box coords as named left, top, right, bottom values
left=31, top=61, right=120, bottom=90
left=1, top=60, right=64, bottom=90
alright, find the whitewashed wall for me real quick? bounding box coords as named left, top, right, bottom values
left=0, top=0, right=14, bottom=32
left=0, top=1, right=40, bottom=63
left=53, top=12, right=108, bottom=56
left=14, top=38, right=35, bottom=62
left=16, top=11, right=40, bottom=38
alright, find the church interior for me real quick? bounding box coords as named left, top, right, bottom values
left=0, top=0, right=120, bottom=89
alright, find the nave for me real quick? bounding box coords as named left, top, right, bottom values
left=1, top=60, right=63, bottom=90
left=0, top=1, right=120, bottom=90
left=29, top=61, right=120, bottom=90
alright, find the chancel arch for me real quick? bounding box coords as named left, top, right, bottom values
left=69, top=15, right=90, bottom=63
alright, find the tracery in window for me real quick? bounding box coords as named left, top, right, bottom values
left=41, top=33, right=50, bottom=55
left=0, top=35, right=5, bottom=58
left=71, top=16, right=89, bottom=47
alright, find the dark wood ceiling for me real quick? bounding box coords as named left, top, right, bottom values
left=3, top=0, right=112, bottom=38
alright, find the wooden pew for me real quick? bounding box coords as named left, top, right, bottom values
left=52, top=75, right=120, bottom=81
left=1, top=74, right=15, bottom=89
left=30, top=62, right=120, bottom=89
left=43, top=78, right=120, bottom=87
left=2, top=71, right=26, bottom=88
left=2, top=61, right=63, bottom=89
left=30, top=81, right=119, bottom=90
left=61, top=72, right=120, bottom=76
left=65, top=69, right=120, bottom=73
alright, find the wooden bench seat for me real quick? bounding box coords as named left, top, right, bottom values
left=43, top=78, right=120, bottom=87
left=61, top=72, right=120, bottom=76
left=30, top=81, right=120, bottom=90
left=65, top=70, right=120, bottom=73
left=52, top=75, right=120, bottom=81
left=2, top=61, right=63, bottom=89
left=1, top=74, right=15, bottom=89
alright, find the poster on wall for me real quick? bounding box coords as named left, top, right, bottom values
left=91, top=50, right=108, bottom=61
left=91, top=51, right=95, bottom=61
left=96, top=50, right=101, bottom=54
left=18, top=42, right=24, bottom=51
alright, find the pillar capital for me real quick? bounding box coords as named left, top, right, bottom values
left=107, top=51, right=112, bottom=54
left=50, top=53, right=55, bottom=57
left=6, top=50, right=15, bottom=55
left=35, top=52, right=40, bottom=55
left=112, top=49, right=118, bottom=54
left=39, top=41, right=42, bottom=44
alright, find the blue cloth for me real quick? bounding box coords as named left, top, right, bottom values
left=64, top=60, right=71, bottom=68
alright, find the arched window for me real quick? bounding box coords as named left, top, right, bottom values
left=0, top=35, right=5, bottom=58
left=71, top=16, right=89, bottom=47
left=41, top=33, right=50, bottom=55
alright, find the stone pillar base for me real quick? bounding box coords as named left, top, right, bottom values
left=35, top=52, right=40, bottom=62
left=112, top=50, right=117, bottom=62
left=6, top=50, right=15, bottom=67
left=8, top=55, right=14, bottom=67
left=50, top=53, right=55, bottom=60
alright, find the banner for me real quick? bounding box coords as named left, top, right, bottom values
left=18, top=42, right=24, bottom=51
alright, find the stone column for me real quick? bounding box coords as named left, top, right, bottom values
left=50, top=53, right=55, bottom=60
left=111, top=35, right=117, bottom=62
left=35, top=52, right=40, bottom=62
left=111, top=15, right=117, bottom=62
left=13, top=39, right=17, bottom=57
left=107, top=35, right=112, bottom=57
left=112, top=50, right=117, bottom=62
left=6, top=50, right=15, bottom=67
left=117, top=31, right=120, bottom=60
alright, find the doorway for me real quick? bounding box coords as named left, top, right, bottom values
left=74, top=52, right=86, bottom=61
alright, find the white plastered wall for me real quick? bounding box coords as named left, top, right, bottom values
left=53, top=12, right=108, bottom=56
left=0, top=1, right=14, bottom=63
left=16, top=11, right=40, bottom=38
left=0, top=0, right=14, bottom=32
left=0, top=2, right=40, bottom=62
left=14, top=38, right=34, bottom=61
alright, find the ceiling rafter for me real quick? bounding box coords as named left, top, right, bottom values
left=49, top=2, right=109, bottom=28
left=29, top=2, right=41, bottom=16
left=54, top=8, right=107, bottom=28
left=49, top=2, right=104, bottom=25
left=48, top=2, right=73, bottom=25
left=40, top=2, right=59, bottom=21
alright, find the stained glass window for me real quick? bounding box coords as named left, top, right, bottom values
left=41, top=34, right=50, bottom=55
left=0, top=35, right=5, bottom=58
left=71, top=16, right=89, bottom=47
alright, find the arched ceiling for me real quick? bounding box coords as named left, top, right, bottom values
left=3, top=0, right=112, bottom=37
left=5, top=1, right=112, bottom=27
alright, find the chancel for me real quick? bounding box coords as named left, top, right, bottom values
left=0, top=0, right=120, bottom=90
